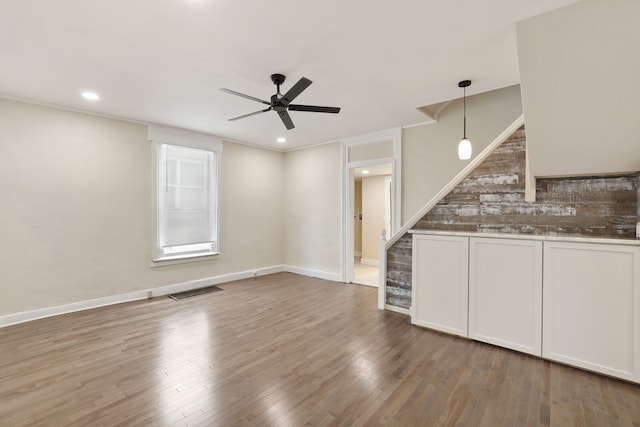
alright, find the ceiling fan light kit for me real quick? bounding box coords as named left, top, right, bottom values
left=458, top=79, right=472, bottom=160
left=220, top=74, right=341, bottom=130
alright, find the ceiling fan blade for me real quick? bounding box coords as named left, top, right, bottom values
left=281, top=77, right=312, bottom=105
left=288, top=104, right=341, bottom=114
left=278, top=110, right=295, bottom=130
left=228, top=108, right=271, bottom=121
left=220, top=88, right=270, bottom=105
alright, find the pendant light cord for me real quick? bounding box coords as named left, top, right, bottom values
left=463, top=86, right=467, bottom=139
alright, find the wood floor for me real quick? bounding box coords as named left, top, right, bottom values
left=1, top=273, right=639, bottom=426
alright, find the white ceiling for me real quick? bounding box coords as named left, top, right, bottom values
left=0, top=0, right=579, bottom=151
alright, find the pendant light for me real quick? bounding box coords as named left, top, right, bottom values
left=458, top=80, right=472, bottom=160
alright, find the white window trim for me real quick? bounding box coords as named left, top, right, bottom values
left=149, top=125, right=223, bottom=264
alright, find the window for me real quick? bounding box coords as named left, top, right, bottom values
left=149, top=126, right=222, bottom=261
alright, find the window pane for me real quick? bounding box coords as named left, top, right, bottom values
left=180, top=188, right=206, bottom=209
left=165, top=187, right=177, bottom=209
left=158, top=143, right=217, bottom=253
left=181, top=162, right=205, bottom=187
left=162, top=211, right=213, bottom=246
left=167, top=159, right=177, bottom=185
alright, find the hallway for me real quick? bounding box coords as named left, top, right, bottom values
left=353, top=257, right=378, bottom=287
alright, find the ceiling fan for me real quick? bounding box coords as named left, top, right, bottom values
left=220, top=74, right=341, bottom=130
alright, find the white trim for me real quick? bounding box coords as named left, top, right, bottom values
left=150, top=129, right=222, bottom=262
left=385, top=304, right=410, bottom=315
left=220, top=137, right=289, bottom=153
left=0, top=265, right=285, bottom=328
left=525, top=142, right=536, bottom=202
left=150, top=265, right=285, bottom=297
left=151, top=252, right=220, bottom=265
left=148, top=125, right=223, bottom=152
left=0, top=290, right=149, bottom=329
left=386, top=114, right=525, bottom=250
left=409, top=229, right=640, bottom=246
left=340, top=140, right=348, bottom=284
left=281, top=138, right=342, bottom=153
left=378, top=231, right=387, bottom=310
left=402, top=101, right=452, bottom=128
left=283, top=265, right=343, bottom=282
left=347, top=157, right=396, bottom=169
left=360, top=258, right=379, bottom=267
left=391, top=130, right=402, bottom=234
left=0, top=93, right=151, bottom=126
left=402, top=118, right=437, bottom=129
left=341, top=126, right=402, bottom=312
left=353, top=281, right=378, bottom=288
left=342, top=127, right=400, bottom=147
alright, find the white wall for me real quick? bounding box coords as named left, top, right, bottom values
left=402, top=85, right=523, bottom=223
left=218, top=141, right=284, bottom=271
left=517, top=0, right=640, bottom=178
left=361, top=175, right=387, bottom=261
left=0, top=98, right=284, bottom=316
left=283, top=142, right=342, bottom=277
left=0, top=84, right=523, bottom=317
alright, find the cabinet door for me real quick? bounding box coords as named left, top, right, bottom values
left=411, top=234, right=468, bottom=337
left=469, top=238, right=542, bottom=356
left=543, top=242, right=640, bottom=383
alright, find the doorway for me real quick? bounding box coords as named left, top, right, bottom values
left=352, top=164, right=392, bottom=287
left=341, top=127, right=401, bottom=309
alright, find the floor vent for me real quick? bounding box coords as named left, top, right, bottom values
left=169, top=285, right=223, bottom=301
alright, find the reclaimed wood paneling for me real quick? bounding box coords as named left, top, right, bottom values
left=386, top=126, right=639, bottom=309
left=386, top=233, right=412, bottom=307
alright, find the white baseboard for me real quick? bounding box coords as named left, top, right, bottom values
left=150, top=265, right=285, bottom=297
left=0, top=265, right=285, bottom=328
left=0, top=290, right=150, bottom=329
left=360, top=258, right=379, bottom=267
left=352, top=281, right=378, bottom=288
left=385, top=304, right=410, bottom=316
left=283, top=265, right=342, bottom=282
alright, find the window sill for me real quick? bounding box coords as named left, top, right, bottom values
left=151, top=252, right=220, bottom=267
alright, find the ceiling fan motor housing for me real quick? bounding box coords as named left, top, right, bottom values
left=271, top=94, right=286, bottom=112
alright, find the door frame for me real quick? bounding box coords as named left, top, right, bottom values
left=341, top=127, right=401, bottom=309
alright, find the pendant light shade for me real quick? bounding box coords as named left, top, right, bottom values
left=458, top=80, right=472, bottom=160
left=458, top=138, right=472, bottom=160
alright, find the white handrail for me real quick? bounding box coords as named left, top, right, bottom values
left=385, top=114, right=525, bottom=250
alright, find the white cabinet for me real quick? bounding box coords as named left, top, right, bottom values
left=411, top=234, right=468, bottom=337
left=409, top=232, right=640, bottom=383
left=543, top=242, right=640, bottom=383
left=469, top=238, right=542, bottom=356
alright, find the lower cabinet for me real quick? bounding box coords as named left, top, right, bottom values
left=543, top=241, right=640, bottom=383
left=411, top=234, right=468, bottom=337
left=468, top=238, right=542, bottom=356
left=410, top=232, right=640, bottom=383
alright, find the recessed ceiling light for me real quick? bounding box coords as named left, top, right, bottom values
left=362, top=170, right=370, bottom=175
left=276, top=137, right=286, bottom=143
left=82, top=91, right=100, bottom=101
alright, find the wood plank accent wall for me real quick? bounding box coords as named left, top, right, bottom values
left=386, top=126, right=639, bottom=309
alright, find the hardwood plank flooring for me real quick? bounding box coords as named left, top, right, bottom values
left=1, top=272, right=639, bottom=426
